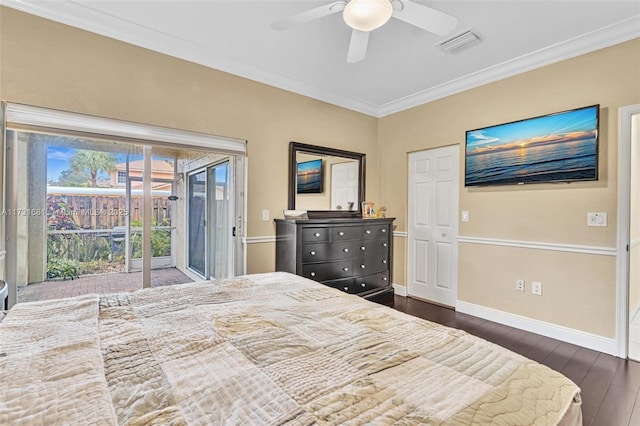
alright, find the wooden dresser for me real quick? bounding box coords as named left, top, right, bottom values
left=275, top=217, right=394, bottom=302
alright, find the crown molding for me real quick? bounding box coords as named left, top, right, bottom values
left=2, top=1, right=638, bottom=118
left=377, top=15, right=640, bottom=117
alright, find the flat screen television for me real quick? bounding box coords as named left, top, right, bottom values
left=465, top=104, right=599, bottom=186
left=296, top=159, right=323, bottom=194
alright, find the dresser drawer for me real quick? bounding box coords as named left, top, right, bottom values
left=356, top=238, right=389, bottom=256
left=301, top=241, right=354, bottom=263
left=354, top=271, right=390, bottom=291
left=301, top=227, right=330, bottom=242
left=324, top=278, right=354, bottom=294
left=301, top=260, right=353, bottom=281
left=354, top=254, right=388, bottom=275
left=329, top=226, right=360, bottom=241
left=361, top=224, right=390, bottom=240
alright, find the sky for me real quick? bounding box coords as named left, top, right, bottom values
left=47, top=146, right=76, bottom=181
left=47, top=147, right=141, bottom=182
left=297, top=158, right=322, bottom=173
left=466, top=105, right=598, bottom=154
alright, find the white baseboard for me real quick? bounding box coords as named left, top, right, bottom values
left=456, top=300, right=619, bottom=357
left=393, top=283, right=407, bottom=296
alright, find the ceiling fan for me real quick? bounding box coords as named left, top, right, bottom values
left=271, top=0, right=458, bottom=63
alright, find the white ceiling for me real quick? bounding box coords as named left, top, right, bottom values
left=3, top=0, right=639, bottom=117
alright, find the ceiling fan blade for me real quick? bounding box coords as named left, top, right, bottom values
left=347, top=29, right=370, bottom=64
left=393, top=0, right=457, bottom=36
left=271, top=1, right=347, bottom=30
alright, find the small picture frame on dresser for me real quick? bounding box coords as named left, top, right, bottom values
left=361, top=202, right=375, bottom=218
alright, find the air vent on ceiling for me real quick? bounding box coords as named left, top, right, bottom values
left=439, top=29, right=481, bottom=54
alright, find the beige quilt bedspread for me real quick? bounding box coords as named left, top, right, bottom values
left=0, top=272, right=581, bottom=425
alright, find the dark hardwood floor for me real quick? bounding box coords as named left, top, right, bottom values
left=391, top=295, right=640, bottom=426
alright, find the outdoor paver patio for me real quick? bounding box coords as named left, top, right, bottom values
left=17, top=268, right=194, bottom=303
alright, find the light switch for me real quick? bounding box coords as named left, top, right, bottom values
left=587, top=212, right=607, bottom=227
left=262, top=209, right=270, bottom=221
left=461, top=210, right=469, bottom=222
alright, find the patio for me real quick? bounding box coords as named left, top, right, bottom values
left=17, top=267, right=194, bottom=303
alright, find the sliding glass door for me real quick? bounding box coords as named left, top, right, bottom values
left=188, top=160, right=233, bottom=280
left=188, top=170, right=207, bottom=276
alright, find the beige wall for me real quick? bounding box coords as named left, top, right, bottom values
left=2, top=6, right=639, bottom=339
left=378, top=39, right=640, bottom=338
left=0, top=7, right=379, bottom=274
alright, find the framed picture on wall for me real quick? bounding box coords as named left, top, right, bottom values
left=296, top=159, right=323, bottom=194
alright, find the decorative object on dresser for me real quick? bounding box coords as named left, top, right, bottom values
left=275, top=217, right=394, bottom=303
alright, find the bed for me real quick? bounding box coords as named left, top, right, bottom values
left=0, top=272, right=581, bottom=425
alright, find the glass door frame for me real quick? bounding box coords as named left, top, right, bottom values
left=127, top=175, right=176, bottom=272
left=187, top=167, right=208, bottom=278
left=186, top=158, right=235, bottom=281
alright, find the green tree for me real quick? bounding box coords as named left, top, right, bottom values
left=54, top=167, right=91, bottom=187
left=69, top=150, right=117, bottom=187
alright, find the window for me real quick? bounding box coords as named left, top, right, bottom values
left=2, top=102, right=247, bottom=308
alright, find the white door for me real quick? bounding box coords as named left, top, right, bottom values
left=331, top=161, right=359, bottom=210
left=407, top=145, right=459, bottom=307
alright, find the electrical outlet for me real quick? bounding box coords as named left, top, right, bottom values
left=462, top=211, right=470, bottom=222
left=262, top=209, right=270, bottom=221
left=516, top=279, right=525, bottom=292
left=532, top=281, right=542, bottom=296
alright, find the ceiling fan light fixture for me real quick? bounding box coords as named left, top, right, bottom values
left=343, top=0, right=393, bottom=32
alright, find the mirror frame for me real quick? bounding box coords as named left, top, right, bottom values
left=288, top=141, right=366, bottom=218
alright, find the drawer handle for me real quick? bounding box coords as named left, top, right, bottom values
left=310, top=251, right=316, bottom=256
left=343, top=267, right=349, bottom=272
left=360, top=246, right=366, bottom=251
left=343, top=287, right=349, bottom=291
left=366, top=230, right=371, bottom=234
left=314, top=232, right=320, bottom=237
left=361, top=283, right=366, bottom=288
left=338, top=231, right=345, bottom=236
left=382, top=229, right=387, bottom=233
left=360, top=264, right=365, bottom=269
left=382, top=277, right=388, bottom=281
left=343, top=248, right=349, bottom=253
left=382, top=243, right=387, bottom=247
left=310, top=272, right=316, bottom=277
left=382, top=260, right=387, bottom=264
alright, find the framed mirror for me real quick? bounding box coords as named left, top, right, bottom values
left=288, top=141, right=365, bottom=218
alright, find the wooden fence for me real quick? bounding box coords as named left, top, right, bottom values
left=47, top=194, right=172, bottom=229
